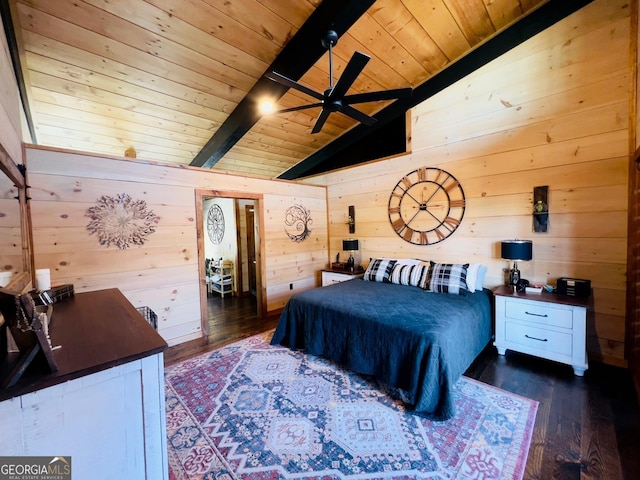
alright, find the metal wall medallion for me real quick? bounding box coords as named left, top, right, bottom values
left=86, top=193, right=159, bottom=249
left=207, top=204, right=225, bottom=245
left=284, top=204, right=312, bottom=242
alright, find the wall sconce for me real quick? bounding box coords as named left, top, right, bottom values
left=533, top=186, right=548, bottom=232
left=347, top=205, right=355, bottom=234
left=501, top=239, right=532, bottom=287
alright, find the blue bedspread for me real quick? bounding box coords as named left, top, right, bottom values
left=271, top=279, right=492, bottom=420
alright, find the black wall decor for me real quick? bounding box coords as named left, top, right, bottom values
left=348, top=205, right=355, bottom=234
left=533, top=186, right=549, bottom=233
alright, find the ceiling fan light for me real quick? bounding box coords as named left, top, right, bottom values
left=258, top=100, right=275, bottom=115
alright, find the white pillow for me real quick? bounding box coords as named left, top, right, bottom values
left=465, top=263, right=480, bottom=292
left=475, top=265, right=488, bottom=291
left=465, top=263, right=486, bottom=292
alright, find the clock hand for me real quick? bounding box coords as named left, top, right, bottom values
left=402, top=188, right=422, bottom=206
left=422, top=185, right=441, bottom=206
left=404, top=209, right=422, bottom=226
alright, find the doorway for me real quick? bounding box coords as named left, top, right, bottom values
left=196, top=190, right=264, bottom=337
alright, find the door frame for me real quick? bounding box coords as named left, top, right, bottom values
left=245, top=204, right=257, bottom=295
left=195, top=189, right=266, bottom=336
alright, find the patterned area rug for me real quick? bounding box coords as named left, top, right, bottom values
left=165, top=332, right=537, bottom=480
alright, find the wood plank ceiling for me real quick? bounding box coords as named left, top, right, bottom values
left=2, top=0, right=590, bottom=179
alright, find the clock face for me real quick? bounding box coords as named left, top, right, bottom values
left=207, top=204, right=224, bottom=245
left=388, top=167, right=466, bottom=245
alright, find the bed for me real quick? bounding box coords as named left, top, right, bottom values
left=270, top=276, right=493, bottom=420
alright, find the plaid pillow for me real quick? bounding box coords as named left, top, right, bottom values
left=363, top=258, right=397, bottom=283
left=390, top=262, right=431, bottom=288
left=428, top=262, right=469, bottom=295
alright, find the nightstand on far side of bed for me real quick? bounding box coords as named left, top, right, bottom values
left=493, top=284, right=589, bottom=376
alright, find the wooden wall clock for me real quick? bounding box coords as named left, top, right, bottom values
left=388, top=167, right=466, bottom=245
left=207, top=204, right=225, bottom=245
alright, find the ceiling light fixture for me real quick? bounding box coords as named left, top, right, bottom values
left=258, top=100, right=275, bottom=115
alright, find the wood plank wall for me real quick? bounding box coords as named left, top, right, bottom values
left=25, top=146, right=327, bottom=346
left=308, top=0, right=631, bottom=367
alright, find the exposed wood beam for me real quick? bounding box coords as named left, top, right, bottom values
left=279, top=0, right=595, bottom=180
left=190, top=0, right=375, bottom=169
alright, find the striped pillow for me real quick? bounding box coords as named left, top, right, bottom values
left=390, top=262, right=431, bottom=288
left=363, top=258, right=397, bottom=283
left=428, top=262, right=469, bottom=295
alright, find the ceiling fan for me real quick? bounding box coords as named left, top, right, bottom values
left=265, top=30, right=412, bottom=134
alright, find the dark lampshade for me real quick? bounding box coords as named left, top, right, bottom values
left=342, top=239, right=359, bottom=251
left=501, top=240, right=533, bottom=261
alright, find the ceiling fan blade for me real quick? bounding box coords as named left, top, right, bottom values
left=273, top=103, right=324, bottom=114
left=265, top=72, right=324, bottom=101
left=343, top=87, right=413, bottom=105
left=341, top=105, right=377, bottom=126
left=311, top=109, right=332, bottom=134
left=329, top=51, right=370, bottom=100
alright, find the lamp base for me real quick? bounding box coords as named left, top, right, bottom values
left=509, top=262, right=520, bottom=286
left=347, top=253, right=355, bottom=272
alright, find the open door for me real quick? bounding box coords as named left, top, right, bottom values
left=246, top=205, right=257, bottom=295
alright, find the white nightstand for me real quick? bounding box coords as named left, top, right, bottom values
left=321, top=269, right=363, bottom=286
left=493, top=285, right=589, bottom=376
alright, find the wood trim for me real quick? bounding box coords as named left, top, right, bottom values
left=234, top=199, right=243, bottom=297
left=195, top=189, right=262, bottom=200
left=627, top=0, right=640, bottom=403
left=254, top=197, right=266, bottom=317
left=195, top=190, right=208, bottom=336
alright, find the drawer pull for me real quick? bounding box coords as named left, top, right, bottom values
left=525, top=311, right=548, bottom=318
left=525, top=334, right=548, bottom=342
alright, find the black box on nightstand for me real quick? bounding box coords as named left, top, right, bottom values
left=557, top=277, right=591, bottom=297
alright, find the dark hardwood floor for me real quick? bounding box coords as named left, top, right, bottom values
left=164, top=293, right=280, bottom=366
left=165, top=295, right=640, bottom=480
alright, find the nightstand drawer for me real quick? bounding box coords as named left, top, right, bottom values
left=505, top=322, right=573, bottom=356
left=323, top=272, right=348, bottom=284
left=321, top=270, right=363, bottom=286
left=504, top=300, right=573, bottom=329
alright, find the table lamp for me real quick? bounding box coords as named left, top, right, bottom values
left=342, top=239, right=360, bottom=272
left=501, top=239, right=532, bottom=286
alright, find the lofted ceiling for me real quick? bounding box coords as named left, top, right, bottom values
left=2, top=0, right=591, bottom=179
